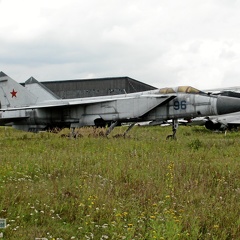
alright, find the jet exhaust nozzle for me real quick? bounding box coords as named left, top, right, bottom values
left=205, top=120, right=222, bottom=131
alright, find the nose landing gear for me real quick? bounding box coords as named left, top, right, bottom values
left=166, top=119, right=178, bottom=140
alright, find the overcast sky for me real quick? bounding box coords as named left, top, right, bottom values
left=1, top=0, right=240, bottom=89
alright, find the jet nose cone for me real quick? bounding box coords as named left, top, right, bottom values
left=217, top=96, right=240, bottom=115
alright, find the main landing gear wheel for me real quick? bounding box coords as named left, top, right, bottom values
left=166, top=130, right=177, bottom=140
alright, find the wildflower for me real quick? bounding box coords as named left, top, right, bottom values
left=102, top=223, right=108, bottom=229
left=150, top=216, right=156, bottom=219
left=101, top=235, right=109, bottom=239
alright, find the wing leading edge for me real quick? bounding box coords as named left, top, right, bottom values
left=0, top=95, right=176, bottom=112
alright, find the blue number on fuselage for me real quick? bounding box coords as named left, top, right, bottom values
left=174, top=100, right=187, bottom=110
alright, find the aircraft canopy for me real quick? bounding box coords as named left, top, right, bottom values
left=159, top=86, right=203, bottom=94
left=159, top=88, right=176, bottom=94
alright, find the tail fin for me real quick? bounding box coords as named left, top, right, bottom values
left=0, top=71, right=37, bottom=108
left=25, top=77, right=60, bottom=102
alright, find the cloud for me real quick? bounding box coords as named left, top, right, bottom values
left=0, top=0, right=240, bottom=90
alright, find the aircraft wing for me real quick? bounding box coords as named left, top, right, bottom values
left=67, top=94, right=174, bottom=105
left=68, top=96, right=135, bottom=105
left=0, top=95, right=175, bottom=111
left=0, top=101, right=69, bottom=111
left=0, top=117, right=29, bottom=125
left=227, top=120, right=240, bottom=125
left=0, top=98, right=118, bottom=111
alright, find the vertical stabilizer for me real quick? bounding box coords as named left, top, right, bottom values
left=25, top=77, right=60, bottom=102
left=0, top=71, right=37, bottom=108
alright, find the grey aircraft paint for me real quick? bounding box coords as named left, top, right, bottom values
left=1, top=72, right=240, bottom=138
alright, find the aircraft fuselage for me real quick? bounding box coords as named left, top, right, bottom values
left=1, top=92, right=219, bottom=132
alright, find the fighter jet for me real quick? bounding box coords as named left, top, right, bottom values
left=1, top=71, right=240, bottom=139
left=183, top=90, right=240, bottom=132
left=204, top=112, right=240, bottom=132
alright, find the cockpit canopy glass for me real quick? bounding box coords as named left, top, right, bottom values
left=159, top=86, right=204, bottom=94
left=159, top=88, right=176, bottom=94
left=177, top=86, right=202, bottom=93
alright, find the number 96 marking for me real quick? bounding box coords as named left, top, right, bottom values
left=174, top=100, right=187, bottom=110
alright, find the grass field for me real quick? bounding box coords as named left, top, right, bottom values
left=0, top=125, right=240, bottom=240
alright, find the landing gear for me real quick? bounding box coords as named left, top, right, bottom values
left=68, top=121, right=136, bottom=139
left=123, top=123, right=135, bottom=138
left=106, top=121, right=135, bottom=137
left=166, top=119, right=178, bottom=140
left=70, top=127, right=78, bottom=138
left=105, top=121, right=119, bottom=136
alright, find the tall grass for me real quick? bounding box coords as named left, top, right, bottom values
left=0, top=126, right=240, bottom=239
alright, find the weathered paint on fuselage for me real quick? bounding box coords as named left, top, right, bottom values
left=143, top=93, right=218, bottom=121
left=3, top=71, right=240, bottom=133
left=5, top=91, right=219, bottom=132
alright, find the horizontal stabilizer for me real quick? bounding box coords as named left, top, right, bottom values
left=0, top=116, right=29, bottom=125
left=228, top=120, right=240, bottom=125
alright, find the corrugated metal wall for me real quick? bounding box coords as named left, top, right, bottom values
left=41, top=77, right=156, bottom=98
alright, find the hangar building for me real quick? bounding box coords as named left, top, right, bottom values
left=37, top=76, right=156, bottom=99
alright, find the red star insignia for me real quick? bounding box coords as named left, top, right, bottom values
left=10, top=89, right=17, bottom=98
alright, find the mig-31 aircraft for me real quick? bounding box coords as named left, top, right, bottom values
left=204, top=112, right=240, bottom=132
left=1, top=71, right=240, bottom=139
